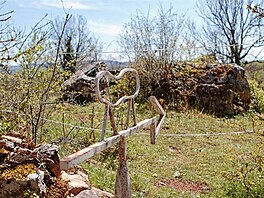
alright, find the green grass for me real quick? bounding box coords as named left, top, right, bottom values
left=35, top=101, right=264, bottom=197
left=1, top=95, right=258, bottom=196
left=50, top=107, right=263, bottom=197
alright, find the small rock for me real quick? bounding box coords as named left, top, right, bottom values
left=0, top=139, right=15, bottom=151
left=33, top=144, right=61, bottom=177
left=74, top=189, right=99, bottom=198
left=91, top=187, right=114, bottom=198
left=2, top=135, right=22, bottom=144
left=61, top=170, right=91, bottom=195
left=27, top=170, right=46, bottom=195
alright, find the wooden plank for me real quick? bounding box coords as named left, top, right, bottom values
left=60, top=135, right=120, bottom=170
left=149, top=96, right=166, bottom=138
left=119, top=118, right=156, bottom=137
left=109, top=106, right=118, bottom=135
left=125, top=99, right=131, bottom=129
left=156, top=115, right=165, bottom=134
left=60, top=117, right=157, bottom=170
left=149, top=96, right=165, bottom=116
left=131, top=98, right=137, bottom=126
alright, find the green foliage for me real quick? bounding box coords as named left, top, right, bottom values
left=0, top=65, right=66, bottom=138
left=249, top=80, right=264, bottom=113
left=224, top=142, right=264, bottom=197
left=107, top=72, right=137, bottom=104
left=0, top=28, right=68, bottom=143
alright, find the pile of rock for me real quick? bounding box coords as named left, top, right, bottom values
left=0, top=133, right=113, bottom=198
left=154, top=63, right=251, bottom=116
left=194, top=63, right=251, bottom=116
left=62, top=62, right=107, bottom=104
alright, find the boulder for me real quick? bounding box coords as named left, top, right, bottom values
left=194, top=64, right=251, bottom=116
left=62, top=62, right=107, bottom=103
left=154, top=63, right=251, bottom=116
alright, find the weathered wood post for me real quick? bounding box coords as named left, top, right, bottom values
left=115, top=136, right=131, bottom=197
left=94, top=69, right=140, bottom=198
left=149, top=96, right=166, bottom=144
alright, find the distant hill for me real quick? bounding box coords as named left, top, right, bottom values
left=244, top=61, right=264, bottom=89
left=103, top=60, right=130, bottom=71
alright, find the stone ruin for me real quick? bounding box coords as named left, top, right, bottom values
left=152, top=63, right=251, bottom=116
left=0, top=133, right=113, bottom=198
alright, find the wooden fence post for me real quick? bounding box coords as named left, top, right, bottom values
left=150, top=120, right=157, bottom=144
left=115, top=136, right=131, bottom=198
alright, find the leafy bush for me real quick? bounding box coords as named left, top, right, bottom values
left=249, top=80, right=264, bottom=113
left=224, top=143, right=264, bottom=197
left=0, top=66, right=66, bottom=138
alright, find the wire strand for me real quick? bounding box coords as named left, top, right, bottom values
left=136, top=130, right=255, bottom=137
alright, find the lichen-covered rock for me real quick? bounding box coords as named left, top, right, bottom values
left=0, top=134, right=113, bottom=198
left=194, top=64, right=251, bottom=116
left=33, top=144, right=61, bottom=178
left=153, top=63, right=251, bottom=116
left=0, top=164, right=40, bottom=198
left=0, top=135, right=62, bottom=197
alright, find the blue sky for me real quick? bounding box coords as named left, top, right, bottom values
left=3, top=0, right=199, bottom=55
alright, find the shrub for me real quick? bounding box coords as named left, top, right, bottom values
left=249, top=80, right=264, bottom=113
left=224, top=143, right=264, bottom=197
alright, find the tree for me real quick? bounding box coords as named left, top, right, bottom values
left=118, top=5, right=185, bottom=100
left=0, top=10, right=72, bottom=144
left=194, top=0, right=264, bottom=65
left=52, top=15, right=103, bottom=73
left=0, top=1, right=21, bottom=67
left=118, top=5, right=185, bottom=70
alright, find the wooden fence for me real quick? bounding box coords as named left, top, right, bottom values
left=60, top=68, right=165, bottom=198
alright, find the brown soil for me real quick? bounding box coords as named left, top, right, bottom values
left=155, top=179, right=210, bottom=193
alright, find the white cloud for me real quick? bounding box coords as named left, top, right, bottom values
left=16, top=0, right=97, bottom=10
left=42, top=0, right=95, bottom=10
left=89, top=20, right=122, bottom=36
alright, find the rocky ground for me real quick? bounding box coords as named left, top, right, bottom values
left=0, top=133, right=113, bottom=198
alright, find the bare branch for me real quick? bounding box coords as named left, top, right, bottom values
left=194, top=0, right=264, bottom=64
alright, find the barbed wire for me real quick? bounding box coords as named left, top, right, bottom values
left=1, top=109, right=262, bottom=139
left=0, top=109, right=110, bottom=132
left=136, top=130, right=256, bottom=137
